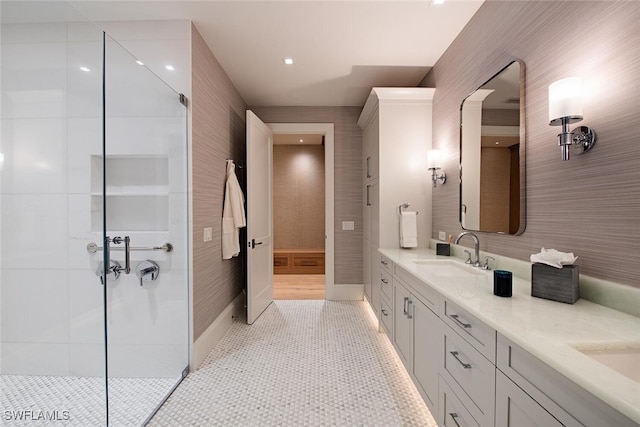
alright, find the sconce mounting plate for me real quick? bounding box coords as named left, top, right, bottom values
left=573, top=125, right=596, bottom=153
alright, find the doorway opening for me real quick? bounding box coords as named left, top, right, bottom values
left=267, top=123, right=335, bottom=301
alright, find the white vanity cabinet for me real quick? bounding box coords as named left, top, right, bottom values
left=358, top=87, right=434, bottom=317
left=379, top=249, right=640, bottom=427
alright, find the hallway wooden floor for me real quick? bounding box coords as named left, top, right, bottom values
left=273, top=274, right=325, bottom=300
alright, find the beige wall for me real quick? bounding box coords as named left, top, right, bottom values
left=191, top=25, right=247, bottom=340
left=421, top=1, right=640, bottom=288
left=250, top=107, right=363, bottom=285
left=273, top=145, right=325, bottom=249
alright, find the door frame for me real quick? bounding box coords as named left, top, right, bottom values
left=267, top=123, right=335, bottom=300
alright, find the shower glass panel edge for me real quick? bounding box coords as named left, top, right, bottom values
left=102, top=31, right=189, bottom=426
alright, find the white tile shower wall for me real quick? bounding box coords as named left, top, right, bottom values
left=0, top=42, right=67, bottom=119
left=1, top=20, right=189, bottom=377
left=1, top=270, right=70, bottom=343
left=1, top=194, right=68, bottom=269
left=0, top=118, right=67, bottom=193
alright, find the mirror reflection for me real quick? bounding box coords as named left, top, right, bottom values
left=459, top=60, right=525, bottom=235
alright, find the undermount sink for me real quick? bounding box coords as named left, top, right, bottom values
left=411, top=259, right=484, bottom=277
left=575, top=346, right=640, bottom=383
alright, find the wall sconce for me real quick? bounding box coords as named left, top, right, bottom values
left=427, top=149, right=446, bottom=187
left=548, top=77, right=596, bottom=161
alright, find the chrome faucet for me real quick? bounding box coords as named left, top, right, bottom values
left=454, top=231, right=481, bottom=267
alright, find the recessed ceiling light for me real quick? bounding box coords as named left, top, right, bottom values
left=165, top=65, right=175, bottom=71
left=79, top=66, right=90, bottom=72
left=431, top=0, right=445, bottom=5
left=299, top=139, right=304, bottom=143
left=136, top=60, right=144, bottom=66
left=283, top=58, right=294, bottom=65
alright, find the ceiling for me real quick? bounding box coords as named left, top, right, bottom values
left=10, top=0, right=486, bottom=107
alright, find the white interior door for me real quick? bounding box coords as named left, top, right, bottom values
left=246, top=110, right=273, bottom=324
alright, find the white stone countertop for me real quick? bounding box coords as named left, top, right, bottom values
left=379, top=248, right=640, bottom=425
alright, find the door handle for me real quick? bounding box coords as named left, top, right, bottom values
left=107, top=236, right=131, bottom=275
left=366, top=185, right=371, bottom=206
left=251, top=238, right=263, bottom=249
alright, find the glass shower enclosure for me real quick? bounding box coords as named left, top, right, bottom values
left=0, top=2, right=189, bottom=425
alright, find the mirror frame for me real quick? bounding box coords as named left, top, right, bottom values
left=459, top=59, right=526, bottom=235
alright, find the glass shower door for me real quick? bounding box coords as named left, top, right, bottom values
left=100, top=34, right=189, bottom=425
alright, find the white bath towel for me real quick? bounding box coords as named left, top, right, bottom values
left=222, top=161, right=246, bottom=259
left=400, top=211, right=418, bottom=248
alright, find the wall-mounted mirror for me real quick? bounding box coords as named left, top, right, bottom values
left=459, top=60, right=525, bottom=235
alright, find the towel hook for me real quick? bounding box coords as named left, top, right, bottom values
left=399, top=202, right=418, bottom=216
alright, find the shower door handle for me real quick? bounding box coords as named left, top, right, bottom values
left=107, top=236, right=131, bottom=274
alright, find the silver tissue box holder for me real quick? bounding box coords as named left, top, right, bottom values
left=531, top=263, right=579, bottom=304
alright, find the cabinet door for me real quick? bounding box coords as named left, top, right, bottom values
left=413, top=298, right=441, bottom=412
left=371, top=256, right=380, bottom=319
left=369, top=180, right=379, bottom=247
left=362, top=115, right=379, bottom=181
left=363, top=243, right=372, bottom=302
left=496, top=370, right=563, bottom=427
left=394, top=281, right=413, bottom=370
left=363, top=184, right=372, bottom=242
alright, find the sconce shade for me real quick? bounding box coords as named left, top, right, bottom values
left=427, top=149, right=442, bottom=169
left=549, top=77, right=584, bottom=125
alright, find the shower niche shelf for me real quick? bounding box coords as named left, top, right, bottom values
left=91, top=155, right=170, bottom=232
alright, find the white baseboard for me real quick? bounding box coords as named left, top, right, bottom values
left=328, top=284, right=364, bottom=301
left=191, top=293, right=244, bottom=370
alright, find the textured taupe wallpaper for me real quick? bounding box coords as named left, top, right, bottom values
left=273, top=145, right=325, bottom=250
left=191, top=25, right=247, bottom=340
left=421, top=1, right=640, bottom=288
left=250, top=107, right=363, bottom=285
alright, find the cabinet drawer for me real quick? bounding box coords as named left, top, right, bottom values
left=380, top=297, right=393, bottom=336
left=379, top=254, right=392, bottom=273
left=443, top=325, right=495, bottom=427
left=496, top=370, right=563, bottom=427
left=380, top=269, right=392, bottom=303
left=442, top=299, right=496, bottom=363
left=496, top=334, right=633, bottom=427
left=394, top=265, right=440, bottom=314
left=439, top=375, right=480, bottom=427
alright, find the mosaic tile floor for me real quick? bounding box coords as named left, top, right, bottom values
left=0, top=375, right=176, bottom=426
left=150, top=300, right=437, bottom=426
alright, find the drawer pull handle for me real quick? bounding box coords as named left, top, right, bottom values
left=381, top=309, right=388, bottom=316
left=450, top=351, right=472, bottom=369
left=403, top=297, right=413, bottom=319
left=449, top=412, right=462, bottom=427
left=381, top=278, right=389, bottom=284
left=449, top=313, right=472, bottom=329
left=381, top=260, right=388, bottom=266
